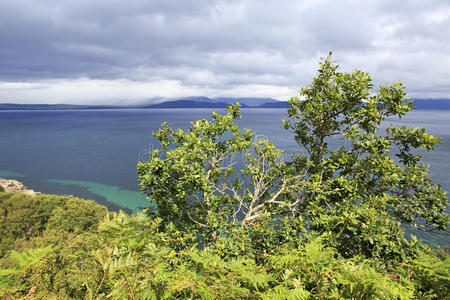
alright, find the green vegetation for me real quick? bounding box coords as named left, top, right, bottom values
left=1, top=55, right=448, bottom=299
left=0, top=192, right=109, bottom=257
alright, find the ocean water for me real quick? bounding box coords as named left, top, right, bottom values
left=0, top=108, right=448, bottom=244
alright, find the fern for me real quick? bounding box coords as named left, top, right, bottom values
left=263, top=285, right=310, bottom=300
left=405, top=251, right=450, bottom=299
left=0, top=245, right=54, bottom=297
left=335, top=261, right=414, bottom=299
left=9, top=245, right=54, bottom=268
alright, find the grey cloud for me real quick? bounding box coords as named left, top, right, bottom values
left=0, top=0, right=449, bottom=103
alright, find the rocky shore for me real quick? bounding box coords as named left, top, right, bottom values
left=0, top=178, right=36, bottom=195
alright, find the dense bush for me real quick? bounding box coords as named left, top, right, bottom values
left=0, top=193, right=448, bottom=298
left=0, top=192, right=108, bottom=257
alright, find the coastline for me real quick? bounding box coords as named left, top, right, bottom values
left=0, top=177, right=37, bottom=195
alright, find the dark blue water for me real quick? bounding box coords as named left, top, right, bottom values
left=0, top=108, right=448, bottom=244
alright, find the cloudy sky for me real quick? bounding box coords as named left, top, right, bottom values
left=0, top=0, right=449, bottom=104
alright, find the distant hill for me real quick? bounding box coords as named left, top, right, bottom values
left=139, top=96, right=281, bottom=107
left=169, top=96, right=217, bottom=104
left=142, top=100, right=248, bottom=109
left=2, top=98, right=448, bottom=110
left=213, top=97, right=280, bottom=107
left=0, top=97, right=284, bottom=110
left=0, top=103, right=120, bottom=110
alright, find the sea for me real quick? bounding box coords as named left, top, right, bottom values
left=0, top=108, right=449, bottom=245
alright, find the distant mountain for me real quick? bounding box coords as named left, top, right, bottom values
left=213, top=97, right=280, bottom=107
left=0, top=103, right=120, bottom=110
left=142, top=97, right=280, bottom=108
left=0, top=97, right=284, bottom=110
left=5, top=98, right=447, bottom=111
left=142, top=96, right=281, bottom=107
left=411, top=99, right=450, bottom=110
left=142, top=100, right=248, bottom=109
left=171, top=96, right=218, bottom=104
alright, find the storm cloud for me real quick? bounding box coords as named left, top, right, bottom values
left=0, top=0, right=449, bottom=104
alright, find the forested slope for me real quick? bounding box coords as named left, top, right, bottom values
left=0, top=191, right=448, bottom=299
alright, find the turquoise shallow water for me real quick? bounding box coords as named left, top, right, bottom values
left=0, top=170, right=147, bottom=213
left=47, top=179, right=152, bottom=212
left=0, top=108, right=448, bottom=244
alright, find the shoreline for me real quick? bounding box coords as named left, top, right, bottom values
left=0, top=177, right=37, bottom=195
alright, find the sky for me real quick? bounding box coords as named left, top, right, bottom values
left=0, top=0, right=449, bottom=105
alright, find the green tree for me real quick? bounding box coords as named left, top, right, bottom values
left=138, top=54, right=448, bottom=261
left=137, top=104, right=302, bottom=245
left=283, top=53, right=448, bottom=259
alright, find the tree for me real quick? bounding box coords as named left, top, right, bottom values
left=137, top=104, right=302, bottom=245
left=282, top=53, right=448, bottom=259
left=138, top=54, right=448, bottom=260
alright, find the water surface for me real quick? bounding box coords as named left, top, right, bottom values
left=0, top=108, right=448, bottom=243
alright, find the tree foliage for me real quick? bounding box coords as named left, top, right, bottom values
left=283, top=54, right=446, bottom=231
left=137, top=104, right=303, bottom=245
left=139, top=53, right=448, bottom=260
left=281, top=54, right=447, bottom=259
